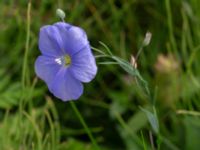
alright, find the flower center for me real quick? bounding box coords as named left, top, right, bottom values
left=55, top=55, right=71, bottom=67
left=64, top=55, right=71, bottom=66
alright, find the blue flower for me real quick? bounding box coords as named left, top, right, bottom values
left=35, top=22, right=97, bottom=101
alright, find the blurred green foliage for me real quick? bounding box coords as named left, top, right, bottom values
left=0, top=0, right=200, bottom=150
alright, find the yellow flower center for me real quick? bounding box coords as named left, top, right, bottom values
left=64, top=55, right=71, bottom=66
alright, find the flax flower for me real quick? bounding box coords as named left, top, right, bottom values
left=35, top=22, right=97, bottom=101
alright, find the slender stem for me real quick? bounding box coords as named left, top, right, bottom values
left=140, top=131, right=147, bottom=150
left=22, top=1, right=31, bottom=89
left=149, top=131, right=155, bottom=150
left=19, top=3, right=32, bottom=149
left=69, top=101, right=100, bottom=150
left=134, top=44, right=145, bottom=69
left=176, top=109, right=200, bottom=116
left=165, top=0, right=178, bottom=53
left=135, top=46, right=143, bottom=62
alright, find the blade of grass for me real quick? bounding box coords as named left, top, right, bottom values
left=69, top=101, right=100, bottom=150
left=140, top=131, right=147, bottom=150
left=23, top=111, right=42, bottom=150
left=176, top=110, right=200, bottom=116
left=22, top=1, right=31, bottom=90
left=165, top=0, right=178, bottom=53
left=19, top=2, right=32, bottom=147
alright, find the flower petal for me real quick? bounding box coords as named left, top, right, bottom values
left=50, top=68, right=83, bottom=101
left=35, top=55, right=61, bottom=87
left=54, top=22, right=89, bottom=56
left=39, top=25, right=65, bottom=57
left=69, top=45, right=97, bottom=83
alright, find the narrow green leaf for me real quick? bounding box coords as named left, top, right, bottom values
left=99, top=41, right=113, bottom=55
left=140, top=107, right=159, bottom=134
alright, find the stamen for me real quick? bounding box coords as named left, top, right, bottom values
left=55, top=55, right=71, bottom=67
left=55, top=58, right=62, bottom=65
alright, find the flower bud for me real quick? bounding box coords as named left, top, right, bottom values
left=143, top=31, right=152, bottom=46
left=56, top=8, right=65, bottom=21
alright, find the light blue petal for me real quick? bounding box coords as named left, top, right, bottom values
left=69, top=45, right=97, bottom=83
left=39, top=25, right=65, bottom=57
left=50, top=68, right=83, bottom=101
left=35, top=55, right=61, bottom=87
left=54, top=22, right=89, bottom=56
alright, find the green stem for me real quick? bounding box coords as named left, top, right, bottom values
left=165, top=0, right=178, bottom=53
left=22, top=1, right=31, bottom=89
left=19, top=2, right=31, bottom=148
left=69, top=101, right=100, bottom=150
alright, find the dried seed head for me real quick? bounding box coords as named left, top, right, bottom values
left=130, top=55, right=137, bottom=68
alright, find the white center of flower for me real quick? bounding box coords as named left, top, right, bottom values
left=55, top=58, right=62, bottom=65
left=55, top=55, right=71, bottom=66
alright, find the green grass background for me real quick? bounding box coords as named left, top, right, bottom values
left=0, top=0, right=200, bottom=149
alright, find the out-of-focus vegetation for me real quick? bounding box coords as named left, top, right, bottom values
left=0, top=0, right=200, bottom=150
